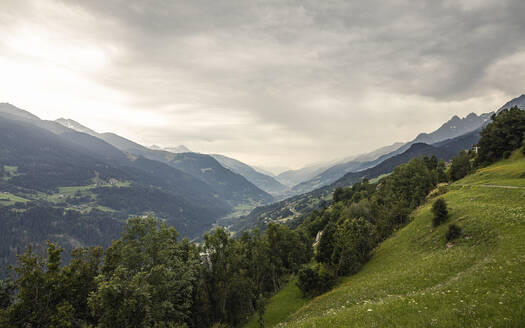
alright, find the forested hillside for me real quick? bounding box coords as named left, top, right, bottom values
left=251, top=137, right=525, bottom=328
left=0, top=114, right=236, bottom=275
left=54, top=118, right=273, bottom=207
left=232, top=130, right=481, bottom=233
left=211, top=154, right=288, bottom=196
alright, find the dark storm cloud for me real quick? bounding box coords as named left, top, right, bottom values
left=2, top=0, right=524, bottom=167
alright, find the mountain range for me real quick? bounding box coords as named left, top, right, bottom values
left=53, top=117, right=273, bottom=207
left=289, top=106, right=498, bottom=195
left=1, top=94, right=523, bottom=274
left=0, top=103, right=281, bottom=273
left=58, top=119, right=288, bottom=198
left=210, top=154, right=288, bottom=196
left=234, top=94, right=525, bottom=231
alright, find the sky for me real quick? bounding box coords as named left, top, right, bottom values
left=1, top=0, right=524, bottom=169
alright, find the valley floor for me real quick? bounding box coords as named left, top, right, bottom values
left=247, top=152, right=525, bottom=327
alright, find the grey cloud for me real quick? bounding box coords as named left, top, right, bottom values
left=2, top=0, right=524, bottom=167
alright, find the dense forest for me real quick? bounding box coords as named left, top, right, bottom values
left=0, top=107, right=524, bottom=327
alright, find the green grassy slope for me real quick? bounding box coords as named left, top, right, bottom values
left=244, top=277, right=308, bottom=328
left=254, top=151, right=525, bottom=327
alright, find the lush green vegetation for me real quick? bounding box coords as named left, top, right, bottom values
left=0, top=114, right=243, bottom=274
left=0, top=217, right=312, bottom=327
left=460, top=149, right=525, bottom=187
left=242, top=110, right=525, bottom=327
left=475, top=106, right=525, bottom=166
left=0, top=192, right=29, bottom=206
left=244, top=158, right=525, bottom=327
left=244, top=277, right=307, bottom=328
left=255, top=149, right=525, bottom=327
left=238, top=134, right=476, bottom=233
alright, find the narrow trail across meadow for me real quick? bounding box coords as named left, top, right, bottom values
left=458, top=184, right=525, bottom=189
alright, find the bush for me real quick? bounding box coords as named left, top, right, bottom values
left=432, top=198, right=449, bottom=227
left=296, top=266, right=335, bottom=298
left=449, top=150, right=471, bottom=181
left=503, top=150, right=512, bottom=159
left=446, top=224, right=462, bottom=241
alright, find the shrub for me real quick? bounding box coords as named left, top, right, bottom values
left=297, top=266, right=335, bottom=298
left=503, top=150, right=512, bottom=159
left=448, top=150, right=471, bottom=181
left=446, top=224, right=462, bottom=241
left=297, top=266, right=318, bottom=297
left=332, top=218, right=377, bottom=276
left=432, top=198, right=449, bottom=227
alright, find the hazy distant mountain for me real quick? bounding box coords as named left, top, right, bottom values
left=292, top=111, right=492, bottom=195
left=236, top=130, right=481, bottom=232
left=252, top=166, right=277, bottom=177
left=211, top=154, right=288, bottom=195
left=150, top=145, right=192, bottom=153
left=54, top=117, right=272, bottom=207
left=289, top=142, right=408, bottom=195
left=497, top=94, right=525, bottom=112
left=411, top=112, right=492, bottom=146
left=242, top=94, right=525, bottom=230
left=290, top=160, right=366, bottom=195
left=276, top=163, right=331, bottom=187
left=0, top=107, right=243, bottom=274
left=254, top=165, right=291, bottom=176
left=349, top=142, right=405, bottom=163
left=0, top=103, right=40, bottom=120
left=165, top=145, right=191, bottom=153
left=56, top=118, right=97, bottom=135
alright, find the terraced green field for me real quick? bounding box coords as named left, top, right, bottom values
left=0, top=180, right=131, bottom=213
left=0, top=192, right=29, bottom=205
left=249, top=151, right=525, bottom=327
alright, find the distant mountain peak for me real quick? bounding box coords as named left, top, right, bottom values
left=466, top=112, right=478, bottom=120
left=55, top=118, right=96, bottom=135
left=165, top=145, right=191, bottom=153
left=0, top=103, right=40, bottom=120
left=498, top=94, right=525, bottom=112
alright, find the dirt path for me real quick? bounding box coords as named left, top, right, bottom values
left=458, top=184, right=525, bottom=189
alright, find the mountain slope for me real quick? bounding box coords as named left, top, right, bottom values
left=0, top=112, right=239, bottom=276
left=276, top=163, right=332, bottom=187
left=332, top=142, right=452, bottom=188
left=0, top=103, right=40, bottom=120
left=233, top=131, right=480, bottom=232
left=258, top=151, right=525, bottom=327
left=164, top=152, right=273, bottom=206
left=293, top=112, right=491, bottom=195
left=211, top=154, right=288, bottom=195
left=497, top=93, right=525, bottom=112
left=165, top=145, right=191, bottom=153
left=0, top=115, right=230, bottom=224
left=54, top=118, right=273, bottom=207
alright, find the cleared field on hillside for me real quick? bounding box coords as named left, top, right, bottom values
left=251, top=152, right=525, bottom=327
left=0, top=192, right=29, bottom=205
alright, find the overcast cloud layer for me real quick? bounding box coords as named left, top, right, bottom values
left=1, top=0, right=524, bottom=168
